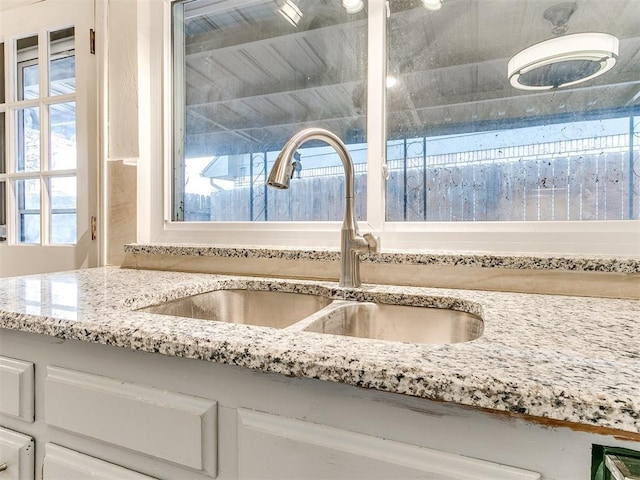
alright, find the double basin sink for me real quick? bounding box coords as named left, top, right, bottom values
left=138, top=288, right=483, bottom=345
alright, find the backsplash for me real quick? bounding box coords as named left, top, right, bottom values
left=123, top=244, right=640, bottom=300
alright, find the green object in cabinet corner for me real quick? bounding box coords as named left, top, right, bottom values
left=592, top=445, right=640, bottom=480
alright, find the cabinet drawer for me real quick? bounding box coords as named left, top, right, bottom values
left=237, top=409, right=541, bottom=480
left=44, top=366, right=217, bottom=477
left=0, top=357, right=34, bottom=422
left=0, top=426, right=34, bottom=480
left=44, top=443, right=155, bottom=480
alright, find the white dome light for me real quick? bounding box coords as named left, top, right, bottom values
left=422, top=0, right=442, bottom=11
left=343, top=0, right=364, bottom=14
left=508, top=32, right=619, bottom=91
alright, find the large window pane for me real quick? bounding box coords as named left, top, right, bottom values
left=16, top=35, right=38, bottom=101
left=50, top=102, right=76, bottom=170
left=172, top=0, right=367, bottom=222
left=49, top=27, right=76, bottom=96
left=386, top=1, right=639, bottom=222
left=50, top=176, right=76, bottom=244
left=17, top=107, right=40, bottom=172
left=16, top=178, right=40, bottom=243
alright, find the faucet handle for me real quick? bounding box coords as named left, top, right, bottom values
left=363, top=232, right=380, bottom=254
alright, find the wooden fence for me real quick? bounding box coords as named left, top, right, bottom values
left=183, top=139, right=639, bottom=222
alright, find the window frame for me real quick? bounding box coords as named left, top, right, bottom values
left=140, top=0, right=640, bottom=256
left=0, top=25, right=81, bottom=246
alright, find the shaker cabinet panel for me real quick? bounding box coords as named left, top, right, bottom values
left=0, top=357, right=34, bottom=422
left=44, top=366, right=217, bottom=477
left=0, top=427, right=34, bottom=480
left=43, top=444, right=156, bottom=480
left=237, top=409, right=541, bottom=480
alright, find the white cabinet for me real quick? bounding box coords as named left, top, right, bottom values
left=44, top=366, right=217, bottom=477
left=3, top=327, right=639, bottom=479
left=43, top=444, right=155, bottom=480
left=237, top=409, right=540, bottom=480
left=0, top=357, right=34, bottom=423
left=0, top=427, right=34, bottom=480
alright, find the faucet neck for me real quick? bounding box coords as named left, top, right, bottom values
left=268, top=128, right=375, bottom=288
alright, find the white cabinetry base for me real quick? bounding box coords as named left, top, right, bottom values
left=237, top=409, right=541, bottom=480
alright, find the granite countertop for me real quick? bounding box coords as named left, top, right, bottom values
left=125, top=243, right=640, bottom=273
left=0, top=266, right=639, bottom=435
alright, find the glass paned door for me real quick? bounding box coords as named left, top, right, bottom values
left=0, top=0, right=97, bottom=276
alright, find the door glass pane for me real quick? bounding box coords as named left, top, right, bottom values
left=16, top=107, right=40, bottom=172
left=16, top=178, right=40, bottom=243
left=0, top=181, right=6, bottom=243
left=49, top=27, right=75, bottom=96
left=386, top=1, right=638, bottom=222
left=50, top=102, right=76, bottom=170
left=172, top=0, right=367, bottom=222
left=16, top=35, right=39, bottom=101
left=0, top=42, right=5, bottom=103
left=50, top=176, right=76, bottom=244
left=0, top=112, right=5, bottom=173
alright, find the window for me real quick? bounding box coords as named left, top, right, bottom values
left=172, top=0, right=367, bottom=222
left=156, top=0, right=639, bottom=254
left=0, top=27, right=78, bottom=245
left=0, top=0, right=97, bottom=277
left=385, top=2, right=639, bottom=223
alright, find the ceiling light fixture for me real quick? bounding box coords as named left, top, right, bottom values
left=508, top=32, right=619, bottom=91
left=422, top=0, right=442, bottom=11
left=342, top=0, right=364, bottom=14
left=279, top=0, right=302, bottom=27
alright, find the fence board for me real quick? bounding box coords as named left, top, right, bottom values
left=581, top=153, right=599, bottom=220
left=538, top=159, right=554, bottom=221
left=461, top=163, right=475, bottom=221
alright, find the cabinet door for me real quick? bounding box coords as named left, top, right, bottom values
left=43, top=444, right=156, bottom=480
left=0, top=357, right=34, bottom=422
left=44, top=366, right=217, bottom=476
left=237, top=409, right=541, bottom=480
left=0, top=427, right=34, bottom=480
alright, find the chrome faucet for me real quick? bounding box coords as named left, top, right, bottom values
left=267, top=128, right=380, bottom=288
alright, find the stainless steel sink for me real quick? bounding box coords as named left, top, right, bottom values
left=302, top=302, right=483, bottom=344
left=138, top=287, right=483, bottom=344
left=138, top=289, right=333, bottom=329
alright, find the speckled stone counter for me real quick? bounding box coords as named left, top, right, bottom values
left=125, top=243, right=640, bottom=273
left=1, top=267, right=639, bottom=435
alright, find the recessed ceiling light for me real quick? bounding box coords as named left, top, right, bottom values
left=422, top=0, right=443, bottom=11
left=343, top=0, right=364, bottom=14
left=508, top=33, right=619, bottom=91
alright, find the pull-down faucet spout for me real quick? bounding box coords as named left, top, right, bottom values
left=267, top=128, right=379, bottom=288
